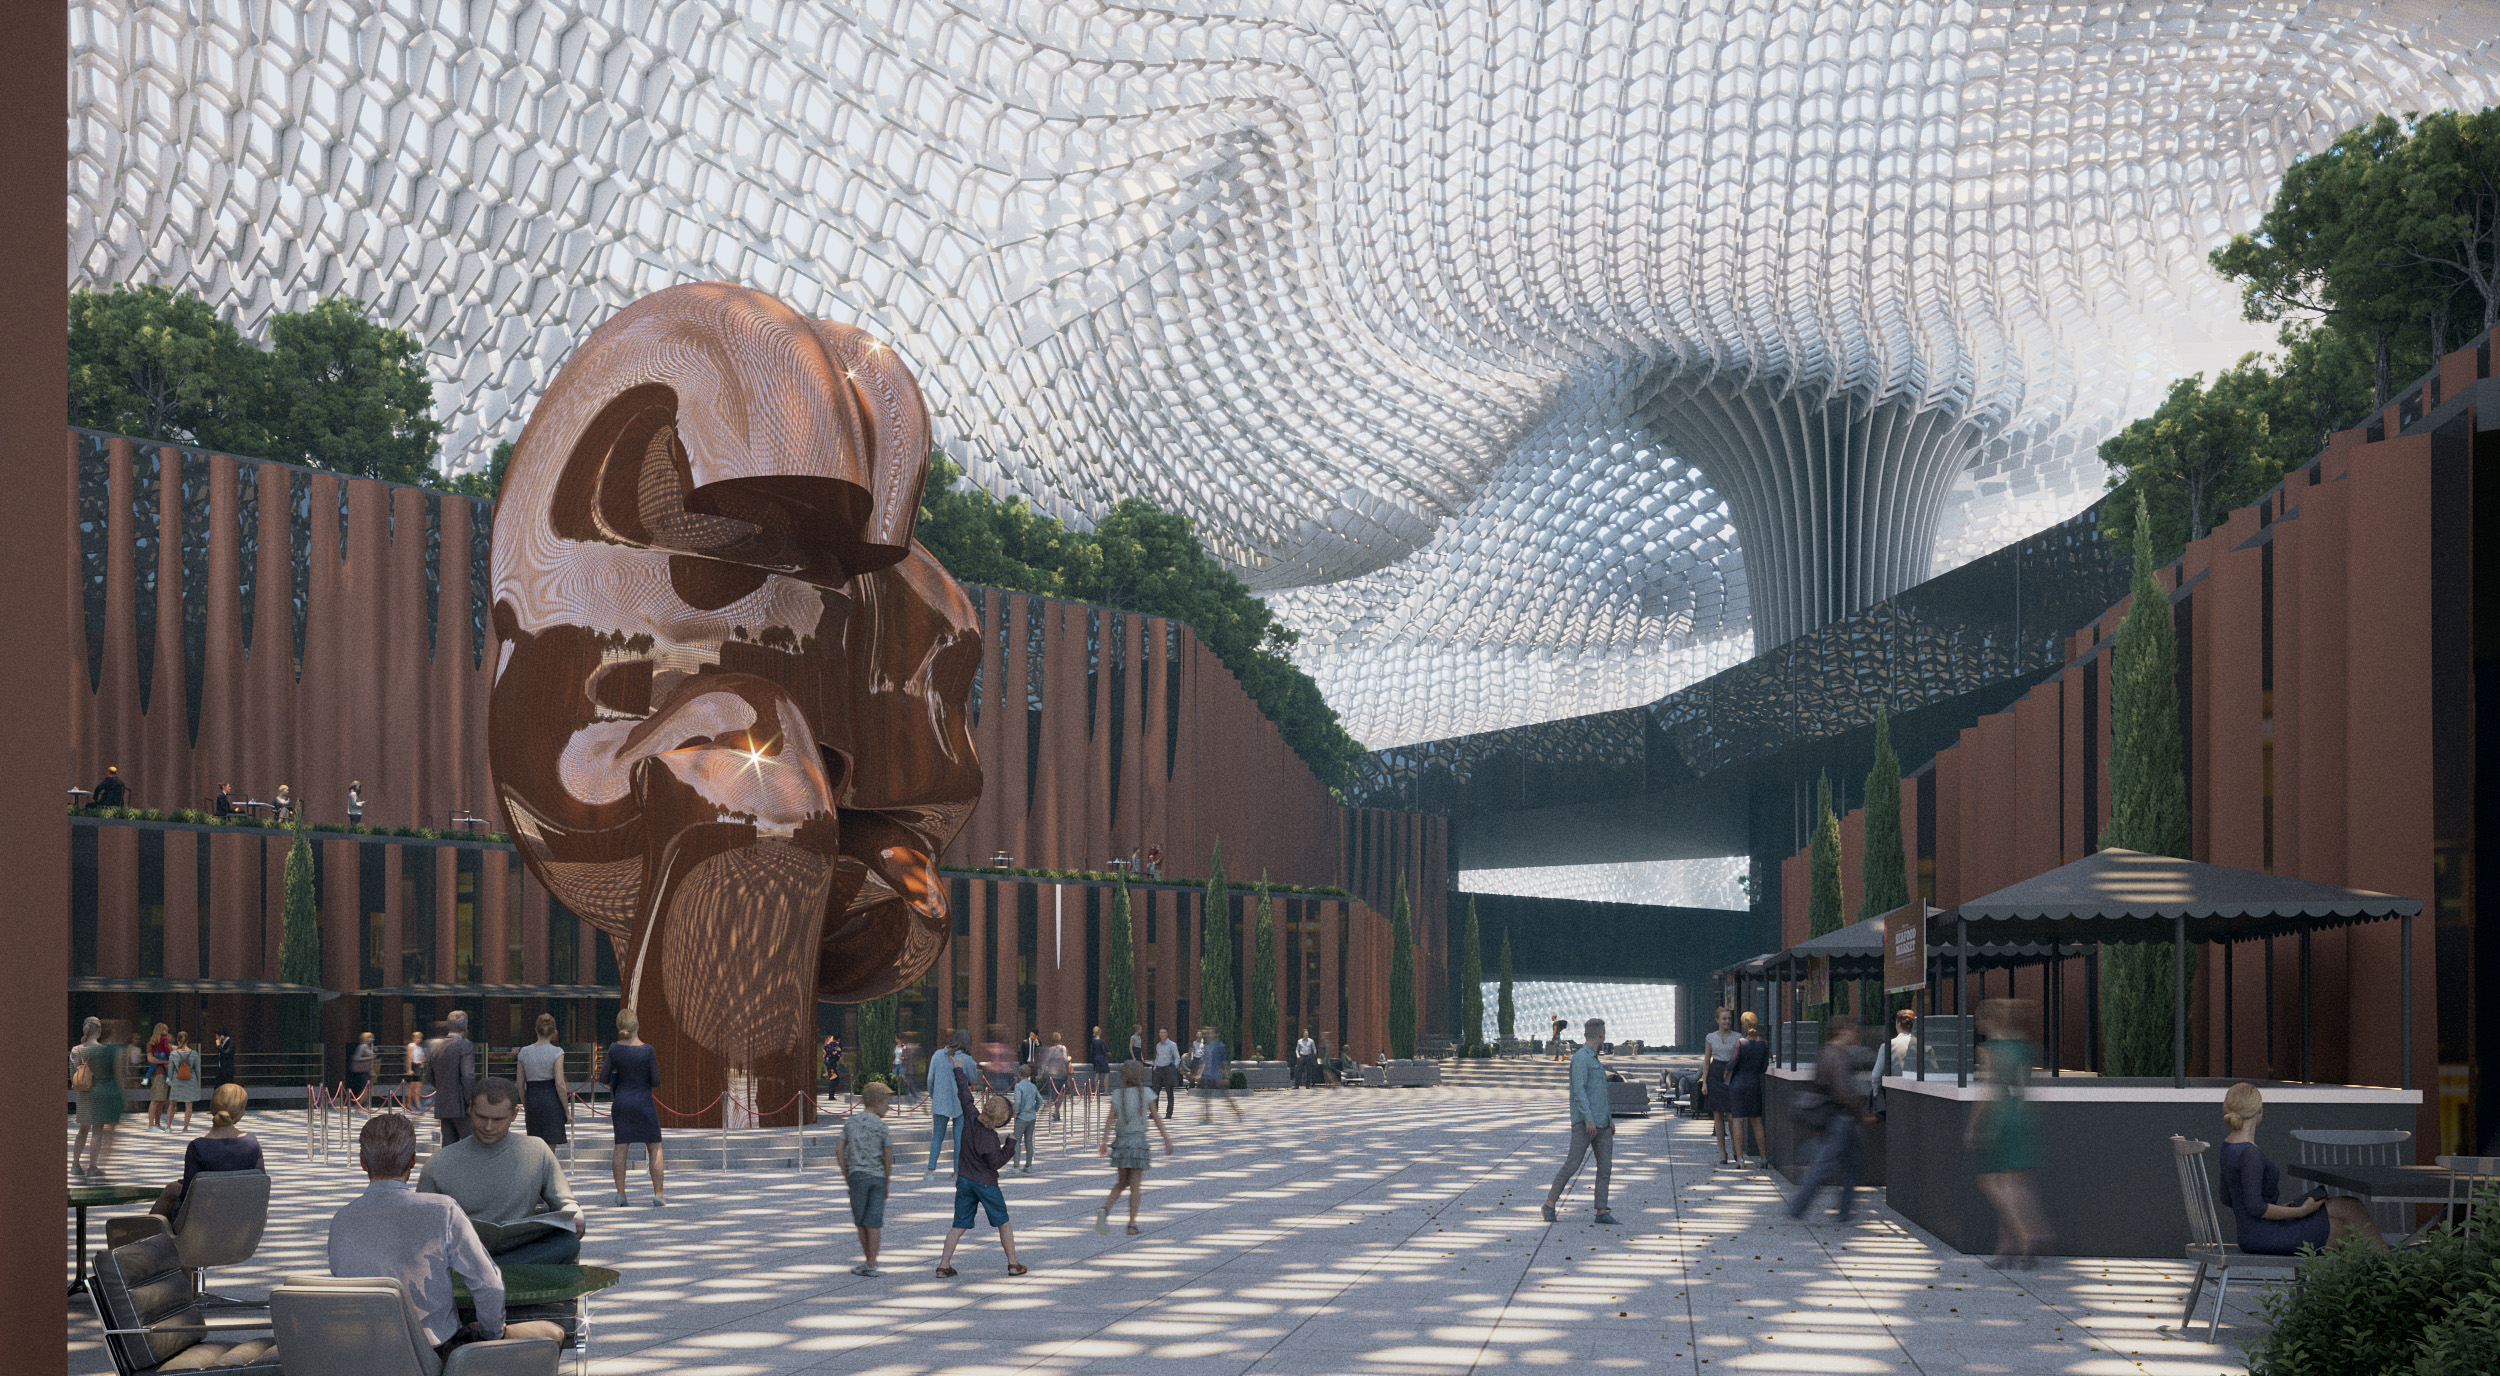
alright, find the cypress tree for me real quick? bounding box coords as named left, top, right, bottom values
left=1249, top=878, right=1279, bottom=1059
left=2101, top=494, right=2196, bottom=1076
left=1457, top=898, right=1485, bottom=1052
left=857, top=994, right=897, bottom=1090
left=1861, top=709, right=1909, bottom=919
left=1199, top=842, right=1235, bottom=1049
left=1859, top=709, right=1911, bottom=1021
left=1808, top=772, right=1845, bottom=938
left=1388, top=874, right=1419, bottom=1058
left=1104, top=879, right=1138, bottom=1057
left=280, top=828, right=321, bottom=1054
left=1497, top=928, right=1516, bottom=1041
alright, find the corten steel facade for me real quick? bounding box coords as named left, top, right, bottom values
left=62, top=430, right=1445, bottom=1056
left=1774, top=338, right=2500, bottom=1159
left=63, top=815, right=1396, bottom=1092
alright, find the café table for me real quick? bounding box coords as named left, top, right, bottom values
left=2286, top=1162, right=2463, bottom=1240
left=455, top=1262, right=621, bottom=1376
left=67, top=1183, right=161, bottom=1295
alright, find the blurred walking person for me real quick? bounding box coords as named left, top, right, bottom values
left=1726, top=1011, right=1772, bottom=1167
left=1967, top=999, right=2052, bottom=1265
left=69, top=1017, right=102, bottom=1177
left=1786, top=1014, right=1876, bottom=1222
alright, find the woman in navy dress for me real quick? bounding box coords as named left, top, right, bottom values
left=2218, top=1083, right=2381, bottom=1254
left=1724, top=1011, right=1773, bottom=1165
left=602, top=1007, right=666, bottom=1207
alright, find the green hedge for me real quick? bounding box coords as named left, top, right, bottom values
left=2249, top=1184, right=2500, bottom=1376
left=69, top=805, right=507, bottom=844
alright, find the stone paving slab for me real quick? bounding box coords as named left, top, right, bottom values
left=67, top=1082, right=2273, bottom=1374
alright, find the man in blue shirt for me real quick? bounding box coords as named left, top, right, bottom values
left=1197, top=1026, right=1243, bottom=1123
left=924, top=1030, right=981, bottom=1173
left=1542, top=1017, right=1619, bottom=1226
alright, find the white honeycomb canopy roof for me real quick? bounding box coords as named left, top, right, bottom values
left=70, top=1, right=2500, bottom=747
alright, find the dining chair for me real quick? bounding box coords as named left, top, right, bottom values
left=2435, top=1156, right=2500, bottom=1236
left=2173, top=1135, right=2304, bottom=1341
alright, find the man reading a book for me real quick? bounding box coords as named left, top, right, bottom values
left=418, top=1077, right=586, bottom=1265
left=331, top=1113, right=568, bottom=1354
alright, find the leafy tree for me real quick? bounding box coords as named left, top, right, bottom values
left=1105, top=880, right=1138, bottom=1058
left=2100, top=497, right=2195, bottom=1077
left=443, top=440, right=515, bottom=500
left=257, top=297, right=444, bottom=484
left=1388, top=874, right=1418, bottom=1059
left=912, top=457, right=1367, bottom=786
left=1249, top=880, right=1279, bottom=1059
left=69, top=286, right=269, bottom=454
left=856, top=993, right=897, bottom=1091
left=1198, top=843, right=1236, bottom=1049
left=2097, top=365, right=2282, bottom=564
left=279, top=828, right=321, bottom=1054
left=1456, top=898, right=1485, bottom=1052
left=1860, top=708, right=1908, bottom=920
left=1496, top=928, right=1515, bottom=1041
left=915, top=456, right=1095, bottom=595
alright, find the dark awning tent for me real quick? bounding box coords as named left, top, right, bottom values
left=1927, top=849, right=2422, bottom=1089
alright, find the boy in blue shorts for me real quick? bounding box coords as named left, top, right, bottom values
left=841, top=1082, right=893, bottom=1275
left=933, top=1060, right=1025, bottom=1277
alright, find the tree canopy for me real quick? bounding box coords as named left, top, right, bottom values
left=915, top=456, right=1367, bottom=787
left=70, top=287, right=446, bottom=485
left=2107, top=108, right=2500, bottom=563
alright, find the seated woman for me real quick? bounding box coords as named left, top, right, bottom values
left=158, top=1083, right=262, bottom=1216
left=2219, top=1082, right=2384, bottom=1254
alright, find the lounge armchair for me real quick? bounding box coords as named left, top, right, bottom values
left=2172, top=1135, right=2303, bottom=1341
left=105, top=1170, right=272, bottom=1309
left=270, top=1275, right=559, bottom=1376
left=85, top=1233, right=278, bottom=1374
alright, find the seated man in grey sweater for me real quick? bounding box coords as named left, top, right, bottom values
left=418, top=1077, right=586, bottom=1265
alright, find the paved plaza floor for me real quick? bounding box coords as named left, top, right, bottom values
left=66, top=1071, right=2274, bottom=1374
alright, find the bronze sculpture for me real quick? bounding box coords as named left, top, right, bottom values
left=489, top=283, right=981, bottom=1127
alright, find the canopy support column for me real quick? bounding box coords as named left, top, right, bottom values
left=2401, top=909, right=2413, bottom=1091
left=2223, top=937, right=2233, bottom=1078
left=2172, top=913, right=2187, bottom=1089
left=2085, top=948, right=2100, bottom=1073
left=2049, top=952, right=2061, bottom=1078
left=2300, top=929, right=2312, bottom=1083
left=1955, top=916, right=1969, bottom=1090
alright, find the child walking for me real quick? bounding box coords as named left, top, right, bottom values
left=934, top=1056, right=1026, bottom=1277
left=1095, top=1059, right=1173, bottom=1235
left=841, top=1082, right=894, bottom=1276
left=1012, top=1064, right=1044, bottom=1171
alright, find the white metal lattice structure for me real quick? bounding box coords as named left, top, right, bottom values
left=69, top=1, right=2500, bottom=747
left=1461, top=857, right=1751, bottom=912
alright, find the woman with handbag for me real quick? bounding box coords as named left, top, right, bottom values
left=167, top=1032, right=205, bottom=1131
left=80, top=1020, right=132, bottom=1178
left=69, top=1016, right=101, bottom=1177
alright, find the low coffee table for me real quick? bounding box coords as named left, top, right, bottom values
left=67, top=1183, right=161, bottom=1295
left=455, top=1262, right=621, bottom=1376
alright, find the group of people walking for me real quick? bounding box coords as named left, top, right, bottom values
left=833, top=1028, right=1183, bottom=1279
left=69, top=1018, right=237, bottom=1176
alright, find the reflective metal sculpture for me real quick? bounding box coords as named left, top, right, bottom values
left=489, top=283, right=980, bottom=1127
left=70, top=1, right=2500, bottom=745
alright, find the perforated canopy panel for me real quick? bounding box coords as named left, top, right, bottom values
left=69, top=1, right=2500, bottom=744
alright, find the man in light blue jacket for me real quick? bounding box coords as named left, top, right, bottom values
left=924, top=1030, right=981, bottom=1174
left=1542, top=1017, right=1619, bottom=1225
